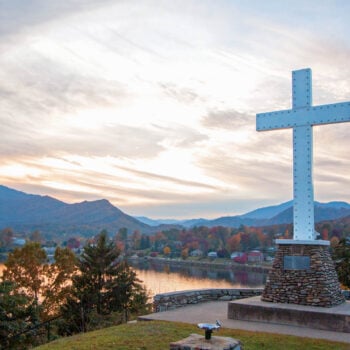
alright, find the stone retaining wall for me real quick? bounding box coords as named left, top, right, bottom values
left=153, top=288, right=263, bottom=312
left=153, top=288, right=350, bottom=312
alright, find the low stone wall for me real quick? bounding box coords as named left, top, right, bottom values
left=153, top=288, right=263, bottom=312
left=153, top=288, right=350, bottom=312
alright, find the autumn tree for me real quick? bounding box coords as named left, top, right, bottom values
left=227, top=233, right=241, bottom=252
left=181, top=248, right=189, bottom=260
left=3, top=242, right=77, bottom=318
left=131, top=230, right=141, bottom=250
left=163, top=246, right=171, bottom=256
left=330, top=236, right=340, bottom=249
left=240, top=232, right=259, bottom=251
left=42, top=247, right=78, bottom=316
left=3, top=242, right=47, bottom=303
left=66, top=237, right=80, bottom=249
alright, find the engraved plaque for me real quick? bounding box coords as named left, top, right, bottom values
left=284, top=256, right=310, bottom=270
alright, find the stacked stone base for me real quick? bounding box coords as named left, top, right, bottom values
left=262, top=242, right=344, bottom=307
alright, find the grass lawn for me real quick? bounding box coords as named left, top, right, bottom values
left=35, top=320, right=349, bottom=350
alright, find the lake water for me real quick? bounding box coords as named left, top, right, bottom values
left=129, top=259, right=266, bottom=297
left=0, top=262, right=266, bottom=297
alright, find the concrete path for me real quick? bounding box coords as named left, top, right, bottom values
left=138, top=301, right=350, bottom=344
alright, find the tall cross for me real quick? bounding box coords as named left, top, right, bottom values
left=256, top=68, right=350, bottom=241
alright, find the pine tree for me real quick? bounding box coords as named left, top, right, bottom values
left=0, top=281, right=39, bottom=349
left=332, top=238, right=350, bottom=288
left=60, top=230, right=149, bottom=334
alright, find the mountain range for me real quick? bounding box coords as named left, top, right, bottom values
left=1, top=185, right=350, bottom=238
left=136, top=200, right=350, bottom=228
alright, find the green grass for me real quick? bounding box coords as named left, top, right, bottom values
left=34, top=320, right=349, bottom=350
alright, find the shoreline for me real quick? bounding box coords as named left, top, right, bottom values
left=127, top=256, right=271, bottom=274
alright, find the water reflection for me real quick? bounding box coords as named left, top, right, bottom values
left=131, top=260, right=266, bottom=297
left=0, top=262, right=266, bottom=298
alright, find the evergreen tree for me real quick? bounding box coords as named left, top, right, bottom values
left=332, top=238, right=350, bottom=288
left=79, top=230, right=120, bottom=314
left=0, top=281, right=39, bottom=350
left=60, top=230, right=149, bottom=334
left=107, top=260, right=149, bottom=322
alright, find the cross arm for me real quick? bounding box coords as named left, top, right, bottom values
left=256, top=101, right=350, bottom=131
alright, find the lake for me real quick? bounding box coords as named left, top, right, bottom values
left=130, top=260, right=266, bottom=297
left=0, top=261, right=266, bottom=297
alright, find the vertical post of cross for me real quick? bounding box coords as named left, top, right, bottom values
left=292, top=69, right=315, bottom=240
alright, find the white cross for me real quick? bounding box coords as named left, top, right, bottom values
left=256, top=68, right=350, bottom=242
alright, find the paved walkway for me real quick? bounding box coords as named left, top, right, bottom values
left=139, top=301, right=350, bottom=344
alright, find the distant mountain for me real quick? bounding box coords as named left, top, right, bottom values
left=0, top=185, right=154, bottom=237
left=240, top=201, right=293, bottom=220
left=135, top=216, right=183, bottom=226
left=138, top=200, right=350, bottom=229
left=267, top=201, right=350, bottom=225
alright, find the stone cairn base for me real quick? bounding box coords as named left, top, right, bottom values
left=262, top=242, right=345, bottom=307
left=170, top=334, right=242, bottom=350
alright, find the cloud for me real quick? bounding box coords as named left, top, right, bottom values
left=158, top=82, right=200, bottom=104
left=115, top=164, right=217, bottom=191
left=201, top=109, right=254, bottom=130
left=0, top=0, right=116, bottom=40
left=0, top=53, right=128, bottom=115
left=0, top=122, right=165, bottom=159
left=151, top=123, right=208, bottom=148
left=196, top=146, right=292, bottom=198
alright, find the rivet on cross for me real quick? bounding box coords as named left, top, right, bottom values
left=256, top=68, right=350, bottom=242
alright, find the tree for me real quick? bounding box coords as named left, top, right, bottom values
left=131, top=230, right=141, bottom=250
left=42, top=247, right=78, bottom=317
left=66, top=237, right=80, bottom=250
left=140, top=235, right=150, bottom=250
left=107, top=261, right=149, bottom=323
left=163, top=246, right=171, bottom=256
left=29, top=230, right=42, bottom=244
left=240, top=232, right=258, bottom=251
left=60, top=230, right=149, bottom=334
left=227, top=234, right=241, bottom=252
left=116, top=227, right=128, bottom=242
left=330, top=236, right=340, bottom=249
left=80, top=230, right=120, bottom=314
left=332, top=238, right=350, bottom=289
left=3, top=242, right=47, bottom=302
left=181, top=248, right=189, bottom=260
left=0, top=281, right=40, bottom=350
left=0, top=228, right=14, bottom=249
left=3, top=242, right=77, bottom=319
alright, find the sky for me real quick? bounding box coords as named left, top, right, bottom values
left=1, top=0, right=350, bottom=219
